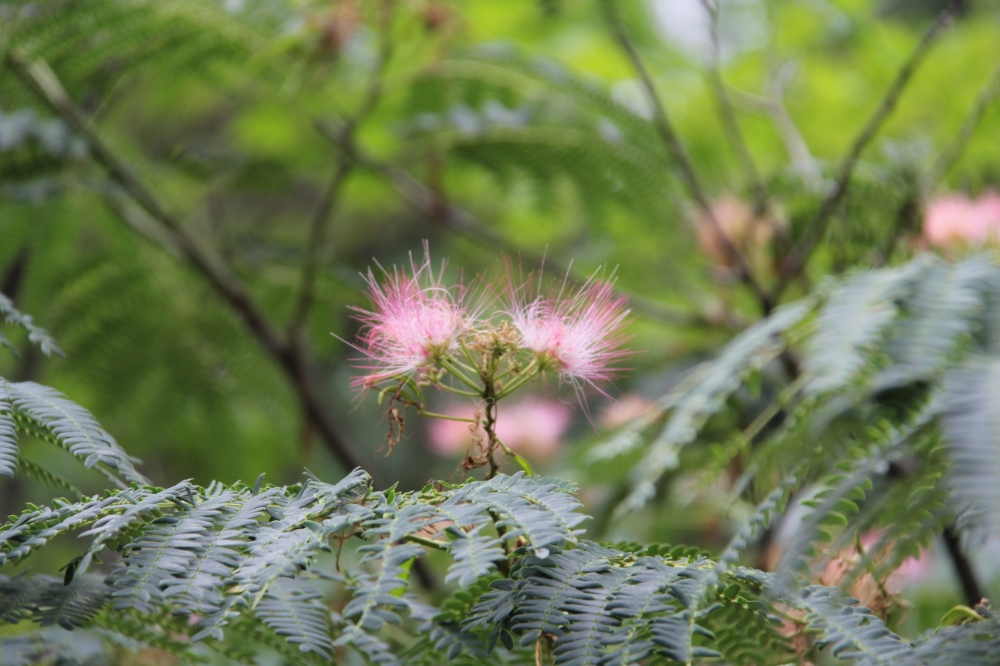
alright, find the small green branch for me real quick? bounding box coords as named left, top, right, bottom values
left=432, top=382, right=480, bottom=397
left=405, top=534, right=448, bottom=551
left=459, top=340, right=481, bottom=371
left=772, top=0, right=960, bottom=301
left=419, top=411, right=475, bottom=423
left=495, top=364, right=540, bottom=399
left=439, top=358, right=481, bottom=391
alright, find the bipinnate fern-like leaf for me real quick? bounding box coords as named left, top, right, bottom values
left=0, top=377, right=967, bottom=666
left=0, top=574, right=109, bottom=629
left=773, top=457, right=875, bottom=593
left=0, top=299, right=143, bottom=485
left=0, top=291, right=62, bottom=358
left=461, top=542, right=731, bottom=666
left=0, top=486, right=182, bottom=566
left=942, top=355, right=1000, bottom=530
left=345, top=502, right=428, bottom=634
left=0, top=626, right=106, bottom=666
left=803, top=257, right=929, bottom=395
left=702, top=579, right=791, bottom=666
left=336, top=478, right=561, bottom=663
left=161, top=488, right=280, bottom=613
left=620, top=300, right=812, bottom=511
left=596, top=253, right=1000, bottom=601
left=407, top=49, right=676, bottom=220
left=78, top=481, right=195, bottom=572
left=715, top=470, right=800, bottom=577
left=793, top=585, right=916, bottom=665
left=873, top=258, right=989, bottom=390
left=451, top=473, right=588, bottom=558
left=108, top=491, right=236, bottom=613
left=337, top=544, right=422, bottom=665
left=2, top=380, right=146, bottom=485
left=1, top=0, right=276, bottom=109
left=0, top=461, right=989, bottom=665
left=255, top=577, right=334, bottom=660
left=231, top=471, right=372, bottom=603
left=193, top=471, right=373, bottom=642
left=34, top=575, right=111, bottom=630
left=366, top=473, right=586, bottom=593
left=404, top=581, right=509, bottom=665
left=910, top=610, right=1000, bottom=666
left=0, top=384, right=17, bottom=477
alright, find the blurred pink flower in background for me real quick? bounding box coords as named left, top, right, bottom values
left=427, top=397, right=572, bottom=461
left=598, top=394, right=655, bottom=429
left=818, top=530, right=931, bottom=611
left=891, top=549, right=932, bottom=590
left=923, top=190, right=1000, bottom=248
left=696, top=195, right=777, bottom=270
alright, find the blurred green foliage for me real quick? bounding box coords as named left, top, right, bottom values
left=2, top=0, right=1000, bottom=659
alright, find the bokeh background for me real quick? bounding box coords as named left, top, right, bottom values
left=2, top=0, right=1000, bottom=645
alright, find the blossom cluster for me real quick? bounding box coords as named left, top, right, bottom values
left=346, top=247, right=633, bottom=404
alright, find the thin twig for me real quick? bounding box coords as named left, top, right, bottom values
left=876, top=61, right=1000, bottom=265
left=6, top=50, right=375, bottom=482
left=698, top=0, right=769, bottom=216
left=288, top=158, right=354, bottom=336
left=313, top=120, right=729, bottom=329
left=405, top=534, right=448, bottom=551
left=604, top=1, right=773, bottom=314
left=287, top=0, right=394, bottom=338
left=924, top=60, right=1000, bottom=190
left=728, top=69, right=822, bottom=189
left=772, top=2, right=958, bottom=301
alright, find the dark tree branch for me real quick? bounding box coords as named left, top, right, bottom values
left=942, top=524, right=985, bottom=608
left=288, top=159, right=353, bottom=338
left=6, top=50, right=375, bottom=483
left=287, top=0, right=394, bottom=340
left=604, top=1, right=773, bottom=314
left=771, top=2, right=958, bottom=301
left=698, top=0, right=769, bottom=217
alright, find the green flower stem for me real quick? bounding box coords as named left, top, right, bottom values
left=460, top=341, right=480, bottom=368
left=419, top=410, right=476, bottom=423
left=494, top=360, right=531, bottom=383
left=495, top=364, right=540, bottom=399
left=433, top=382, right=480, bottom=397
left=439, top=358, right=481, bottom=391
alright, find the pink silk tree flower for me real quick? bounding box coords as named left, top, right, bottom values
left=924, top=191, right=1000, bottom=248
left=599, top=393, right=655, bottom=429
left=349, top=246, right=477, bottom=387
left=507, top=273, right=633, bottom=398
left=427, top=398, right=572, bottom=460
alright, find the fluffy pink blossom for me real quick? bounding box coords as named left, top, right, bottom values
left=924, top=191, right=1000, bottom=247
left=349, top=247, right=476, bottom=387
left=507, top=273, right=633, bottom=397
left=427, top=398, right=572, bottom=460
